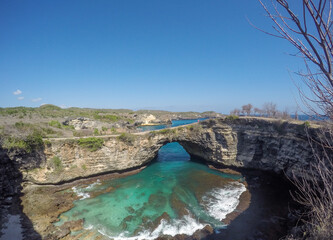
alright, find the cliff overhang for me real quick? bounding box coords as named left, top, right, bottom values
left=0, top=117, right=323, bottom=185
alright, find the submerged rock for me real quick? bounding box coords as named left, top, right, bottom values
left=170, top=190, right=189, bottom=218
left=148, top=194, right=167, bottom=209
left=153, top=212, right=171, bottom=226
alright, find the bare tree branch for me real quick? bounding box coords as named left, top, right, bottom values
left=257, top=1, right=333, bottom=239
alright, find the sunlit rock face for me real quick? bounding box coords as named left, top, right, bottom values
left=1, top=117, right=317, bottom=184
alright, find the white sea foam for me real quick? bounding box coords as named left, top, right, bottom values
left=72, top=186, right=90, bottom=200
left=89, top=215, right=208, bottom=240
left=72, top=180, right=101, bottom=200
left=85, top=179, right=101, bottom=190
left=201, top=182, right=246, bottom=221
left=151, top=215, right=206, bottom=237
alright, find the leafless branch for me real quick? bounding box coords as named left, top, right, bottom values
left=257, top=1, right=333, bottom=239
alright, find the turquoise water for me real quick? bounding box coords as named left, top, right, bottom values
left=138, top=118, right=208, bottom=132
left=57, top=143, right=245, bottom=239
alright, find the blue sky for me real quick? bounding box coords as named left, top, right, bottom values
left=0, top=0, right=307, bottom=113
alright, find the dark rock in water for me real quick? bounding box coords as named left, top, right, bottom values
left=123, top=215, right=134, bottom=222
left=155, top=235, right=172, bottom=240
left=125, top=206, right=135, bottom=214
left=135, top=212, right=172, bottom=236
left=141, top=216, right=151, bottom=225
left=156, top=233, right=188, bottom=240
left=148, top=194, right=167, bottom=208
left=170, top=191, right=189, bottom=218
left=133, top=216, right=154, bottom=235
left=119, top=221, right=127, bottom=231
left=192, top=225, right=214, bottom=240
left=153, top=212, right=171, bottom=226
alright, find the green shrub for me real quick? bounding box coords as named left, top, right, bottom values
left=297, top=120, right=311, bottom=133
left=42, top=127, right=57, bottom=135
left=48, top=120, right=62, bottom=128
left=94, top=114, right=120, bottom=122
left=3, top=131, right=44, bottom=153
left=44, top=139, right=51, bottom=146
left=15, top=121, right=25, bottom=128
left=225, top=115, right=239, bottom=121
left=158, top=128, right=177, bottom=135
left=3, top=138, right=27, bottom=151
left=185, top=124, right=202, bottom=133
left=14, top=121, right=34, bottom=130
left=62, top=125, right=74, bottom=130
left=77, top=137, right=104, bottom=151
left=303, top=121, right=311, bottom=128
left=94, top=128, right=99, bottom=135
left=51, top=156, right=62, bottom=171
left=102, top=126, right=108, bottom=132
left=148, top=131, right=157, bottom=139
left=158, top=129, right=170, bottom=134
left=125, top=118, right=135, bottom=124
left=186, top=125, right=194, bottom=131
left=26, top=130, right=44, bottom=145
left=117, top=133, right=136, bottom=145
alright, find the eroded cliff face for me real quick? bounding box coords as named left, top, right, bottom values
left=1, top=117, right=319, bottom=185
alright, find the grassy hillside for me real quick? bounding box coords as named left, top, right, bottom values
left=0, top=105, right=222, bottom=149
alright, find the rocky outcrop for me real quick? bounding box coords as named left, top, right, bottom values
left=0, top=117, right=323, bottom=185
left=63, top=117, right=102, bottom=130
left=134, top=114, right=172, bottom=126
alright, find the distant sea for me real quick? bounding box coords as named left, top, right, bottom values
left=138, top=118, right=208, bottom=132
left=138, top=115, right=328, bottom=132
left=290, top=114, right=328, bottom=121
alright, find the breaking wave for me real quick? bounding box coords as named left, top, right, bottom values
left=72, top=180, right=101, bottom=200
left=86, top=215, right=207, bottom=240
left=201, top=182, right=246, bottom=221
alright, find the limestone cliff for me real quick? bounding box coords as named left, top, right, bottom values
left=0, top=117, right=321, bottom=185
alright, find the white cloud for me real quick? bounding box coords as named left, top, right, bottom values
left=17, top=96, right=24, bottom=100
left=13, top=89, right=22, bottom=95
left=32, top=97, right=42, bottom=102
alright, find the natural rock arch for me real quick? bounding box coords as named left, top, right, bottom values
left=13, top=117, right=318, bottom=184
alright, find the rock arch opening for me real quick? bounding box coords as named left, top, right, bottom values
left=151, top=140, right=211, bottom=166
left=155, top=142, right=190, bottom=162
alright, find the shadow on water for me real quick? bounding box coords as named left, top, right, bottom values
left=154, top=144, right=299, bottom=240
left=0, top=139, right=299, bottom=240
left=0, top=147, right=42, bottom=240
left=203, top=169, right=299, bottom=240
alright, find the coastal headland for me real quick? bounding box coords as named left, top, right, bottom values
left=0, top=108, right=323, bottom=239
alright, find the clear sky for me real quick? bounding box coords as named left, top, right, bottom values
left=0, top=0, right=307, bottom=113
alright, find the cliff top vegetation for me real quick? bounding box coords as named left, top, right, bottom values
left=0, top=105, right=222, bottom=140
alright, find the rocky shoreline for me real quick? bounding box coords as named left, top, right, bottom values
left=1, top=117, right=319, bottom=239
left=1, top=164, right=298, bottom=240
